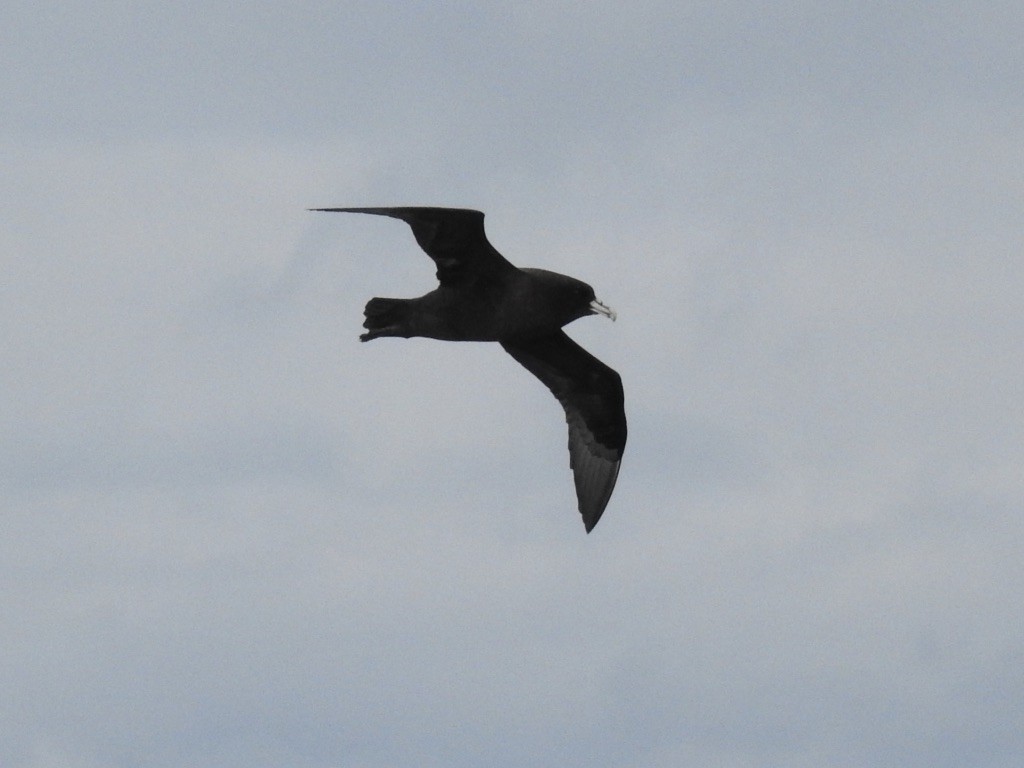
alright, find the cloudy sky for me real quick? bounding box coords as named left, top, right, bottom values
left=3, top=3, right=1023, bottom=767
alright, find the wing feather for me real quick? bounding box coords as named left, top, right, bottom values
left=310, top=207, right=516, bottom=286
left=501, top=332, right=626, bottom=532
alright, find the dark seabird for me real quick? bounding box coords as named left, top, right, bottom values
left=311, top=207, right=626, bottom=532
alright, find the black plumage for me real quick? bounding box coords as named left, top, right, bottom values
left=312, top=207, right=626, bottom=532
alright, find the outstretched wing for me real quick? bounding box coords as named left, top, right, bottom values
left=501, top=332, right=626, bottom=532
left=310, top=207, right=517, bottom=287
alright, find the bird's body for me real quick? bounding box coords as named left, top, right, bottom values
left=312, top=206, right=626, bottom=532
left=363, top=267, right=601, bottom=342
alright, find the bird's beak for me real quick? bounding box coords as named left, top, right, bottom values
left=589, top=298, right=617, bottom=322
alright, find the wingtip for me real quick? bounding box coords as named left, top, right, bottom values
left=581, top=506, right=605, bottom=533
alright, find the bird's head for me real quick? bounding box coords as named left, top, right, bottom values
left=524, top=270, right=616, bottom=326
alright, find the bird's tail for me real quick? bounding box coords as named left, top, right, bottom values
left=360, top=297, right=413, bottom=341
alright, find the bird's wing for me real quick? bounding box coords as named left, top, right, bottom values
left=501, top=331, right=626, bottom=532
left=310, top=207, right=516, bottom=287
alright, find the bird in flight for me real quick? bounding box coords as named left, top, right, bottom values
left=311, top=207, right=626, bottom=532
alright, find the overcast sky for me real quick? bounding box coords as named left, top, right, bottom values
left=3, top=3, right=1023, bottom=767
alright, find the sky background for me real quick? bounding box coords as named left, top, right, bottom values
left=3, top=3, right=1023, bottom=767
